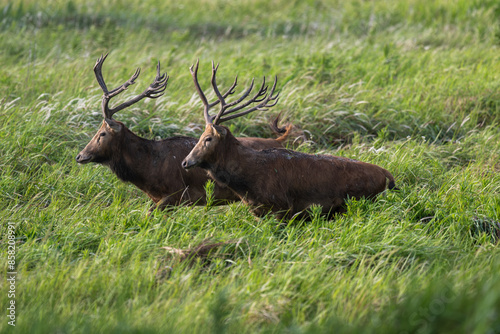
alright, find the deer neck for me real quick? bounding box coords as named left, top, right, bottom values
left=107, top=128, right=155, bottom=185
left=208, top=134, right=253, bottom=190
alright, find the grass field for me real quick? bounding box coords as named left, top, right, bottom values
left=1, top=0, right=500, bottom=333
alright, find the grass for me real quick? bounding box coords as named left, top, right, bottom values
left=1, top=0, right=500, bottom=332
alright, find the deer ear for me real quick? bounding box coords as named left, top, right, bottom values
left=213, top=125, right=227, bottom=137
left=104, top=118, right=122, bottom=132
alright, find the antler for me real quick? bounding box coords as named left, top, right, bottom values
left=189, top=59, right=279, bottom=125
left=94, top=53, right=169, bottom=119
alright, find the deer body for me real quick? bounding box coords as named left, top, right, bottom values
left=182, top=125, right=397, bottom=220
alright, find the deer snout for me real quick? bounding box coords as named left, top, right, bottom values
left=181, top=156, right=197, bottom=169
left=75, top=152, right=92, bottom=164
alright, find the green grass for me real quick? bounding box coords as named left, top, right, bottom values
left=1, top=0, right=500, bottom=332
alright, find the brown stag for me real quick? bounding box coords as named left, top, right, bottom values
left=76, top=55, right=290, bottom=213
left=181, top=63, right=398, bottom=220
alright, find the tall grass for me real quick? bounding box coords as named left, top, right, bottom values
left=1, top=0, right=500, bottom=333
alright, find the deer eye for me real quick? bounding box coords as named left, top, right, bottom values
left=205, top=137, right=212, bottom=142
left=100, top=132, right=106, bottom=137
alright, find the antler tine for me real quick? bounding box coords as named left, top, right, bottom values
left=216, top=76, right=280, bottom=124
left=208, top=61, right=242, bottom=103
left=190, top=59, right=212, bottom=124
left=94, top=53, right=110, bottom=95
left=211, top=61, right=224, bottom=105
left=189, top=59, right=208, bottom=105
left=106, top=61, right=169, bottom=118
left=208, top=74, right=238, bottom=107
left=107, top=67, right=141, bottom=98
left=94, top=53, right=115, bottom=118
left=211, top=61, right=229, bottom=125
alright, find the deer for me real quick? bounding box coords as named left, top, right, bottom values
left=181, top=62, right=398, bottom=221
left=75, top=54, right=291, bottom=213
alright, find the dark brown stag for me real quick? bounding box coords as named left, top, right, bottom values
left=181, top=63, right=398, bottom=220
left=76, top=55, right=289, bottom=213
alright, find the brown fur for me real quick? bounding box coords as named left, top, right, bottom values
left=182, top=124, right=397, bottom=220
left=75, top=117, right=290, bottom=213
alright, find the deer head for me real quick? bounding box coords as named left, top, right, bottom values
left=76, top=53, right=168, bottom=164
left=181, top=123, right=228, bottom=169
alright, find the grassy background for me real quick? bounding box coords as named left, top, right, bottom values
left=1, top=0, right=500, bottom=332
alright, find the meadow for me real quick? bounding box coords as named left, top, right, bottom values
left=1, top=0, right=500, bottom=332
